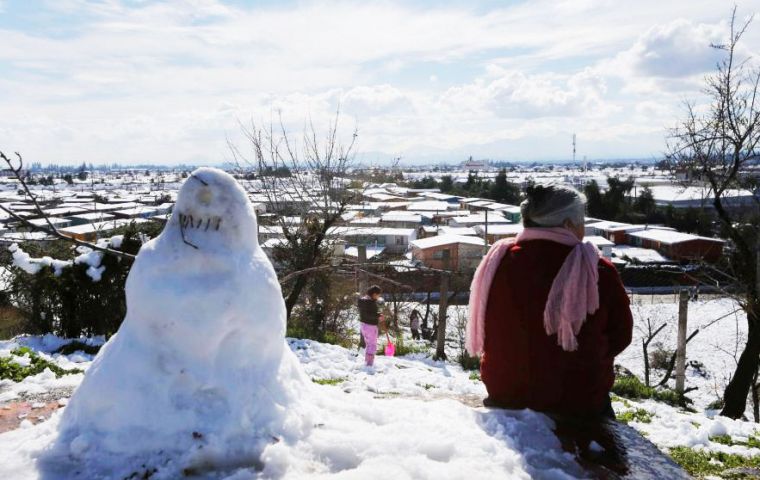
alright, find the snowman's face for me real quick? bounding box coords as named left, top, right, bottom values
left=169, top=168, right=258, bottom=252
left=176, top=176, right=224, bottom=235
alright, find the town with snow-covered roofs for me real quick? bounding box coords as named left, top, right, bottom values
left=0, top=162, right=737, bottom=291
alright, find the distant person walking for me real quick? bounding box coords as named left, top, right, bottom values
left=358, top=285, right=384, bottom=367
left=466, top=184, right=633, bottom=418
left=410, top=309, right=421, bottom=340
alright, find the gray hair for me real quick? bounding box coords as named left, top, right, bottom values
left=520, top=183, right=586, bottom=228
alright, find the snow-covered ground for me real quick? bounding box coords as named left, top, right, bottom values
left=619, top=296, right=747, bottom=414
left=1, top=296, right=757, bottom=479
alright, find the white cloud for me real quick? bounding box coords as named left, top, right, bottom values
left=621, top=19, right=726, bottom=78
left=0, top=0, right=758, bottom=164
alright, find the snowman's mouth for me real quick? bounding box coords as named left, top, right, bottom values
left=178, top=213, right=222, bottom=232
left=177, top=213, right=223, bottom=249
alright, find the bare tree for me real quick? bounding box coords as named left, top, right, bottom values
left=641, top=317, right=667, bottom=387
left=229, top=111, right=359, bottom=323
left=0, top=151, right=135, bottom=261
left=667, top=7, right=760, bottom=418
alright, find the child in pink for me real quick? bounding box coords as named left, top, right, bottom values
left=357, top=285, right=384, bottom=366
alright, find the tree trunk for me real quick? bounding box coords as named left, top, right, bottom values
left=752, top=368, right=759, bottom=423
left=721, top=315, right=760, bottom=419
left=285, top=274, right=308, bottom=322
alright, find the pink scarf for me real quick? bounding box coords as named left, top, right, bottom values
left=465, top=227, right=601, bottom=355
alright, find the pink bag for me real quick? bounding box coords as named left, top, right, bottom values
left=384, top=332, right=395, bottom=357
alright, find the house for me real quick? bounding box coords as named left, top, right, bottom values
left=410, top=234, right=485, bottom=272
left=438, top=226, right=477, bottom=237
left=406, top=200, right=456, bottom=212
left=67, top=212, right=115, bottom=226
left=112, top=206, right=162, bottom=219
left=448, top=214, right=511, bottom=228
left=59, top=219, right=146, bottom=242
left=27, top=217, right=72, bottom=230
left=380, top=212, right=425, bottom=229
left=585, top=236, right=614, bottom=258
left=495, top=205, right=522, bottom=223
left=611, top=245, right=673, bottom=264
left=473, top=223, right=524, bottom=243
left=331, top=227, right=416, bottom=254
left=625, top=229, right=724, bottom=263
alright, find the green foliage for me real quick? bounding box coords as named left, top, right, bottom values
left=710, top=434, right=734, bottom=445
left=4, top=222, right=157, bottom=338
left=392, top=335, right=429, bottom=356
left=409, top=176, right=437, bottom=189
left=0, top=346, right=82, bottom=382
left=634, top=186, right=657, bottom=217
left=286, top=271, right=356, bottom=347
left=469, top=371, right=481, bottom=381
left=408, top=169, right=521, bottom=205
left=584, top=177, right=635, bottom=220
left=311, top=377, right=347, bottom=386
left=612, top=375, right=693, bottom=409
left=616, top=408, right=653, bottom=424
left=458, top=351, right=481, bottom=371
left=668, top=446, right=760, bottom=478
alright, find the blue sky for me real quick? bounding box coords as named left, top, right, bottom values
left=0, top=0, right=758, bottom=166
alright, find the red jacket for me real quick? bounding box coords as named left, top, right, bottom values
left=481, top=239, right=633, bottom=416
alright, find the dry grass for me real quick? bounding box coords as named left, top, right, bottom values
left=0, top=306, right=25, bottom=340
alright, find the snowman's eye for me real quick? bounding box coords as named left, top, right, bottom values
left=197, top=188, right=213, bottom=205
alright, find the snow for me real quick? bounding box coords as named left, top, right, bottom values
left=611, top=245, right=671, bottom=263
left=627, top=228, right=724, bottom=245
left=410, top=234, right=485, bottom=249
left=617, top=297, right=747, bottom=414
left=9, top=244, right=71, bottom=276
left=0, top=337, right=592, bottom=479
left=0, top=169, right=596, bottom=479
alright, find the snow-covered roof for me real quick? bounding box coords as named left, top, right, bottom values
left=438, top=226, right=478, bottom=236
left=585, top=235, right=615, bottom=247
left=473, top=224, right=524, bottom=236
left=586, top=220, right=631, bottom=232
left=627, top=229, right=724, bottom=245
left=406, top=201, right=455, bottom=211
left=612, top=245, right=672, bottom=263
left=381, top=212, right=423, bottom=223
left=411, top=234, right=485, bottom=249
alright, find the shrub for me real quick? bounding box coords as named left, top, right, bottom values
left=612, top=374, right=693, bottom=409
left=616, top=408, right=653, bottom=424
left=668, top=446, right=760, bottom=477
left=311, top=377, right=346, bottom=386
left=54, top=341, right=101, bottom=356
left=0, top=346, right=82, bottom=382
left=3, top=222, right=159, bottom=338
left=458, top=352, right=481, bottom=371
left=649, top=343, right=673, bottom=370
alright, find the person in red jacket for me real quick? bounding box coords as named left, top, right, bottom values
left=476, top=184, right=633, bottom=419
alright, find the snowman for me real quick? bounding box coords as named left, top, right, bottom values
left=50, top=168, right=309, bottom=477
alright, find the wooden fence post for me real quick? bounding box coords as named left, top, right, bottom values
left=435, top=249, right=450, bottom=360
left=675, top=290, right=689, bottom=394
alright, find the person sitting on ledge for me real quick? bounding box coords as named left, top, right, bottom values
left=466, top=183, right=633, bottom=419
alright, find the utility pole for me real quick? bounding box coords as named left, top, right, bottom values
left=572, top=133, right=577, bottom=164
left=435, top=249, right=450, bottom=360
left=483, top=208, right=489, bottom=256
left=675, top=290, right=689, bottom=394
left=357, top=244, right=368, bottom=293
